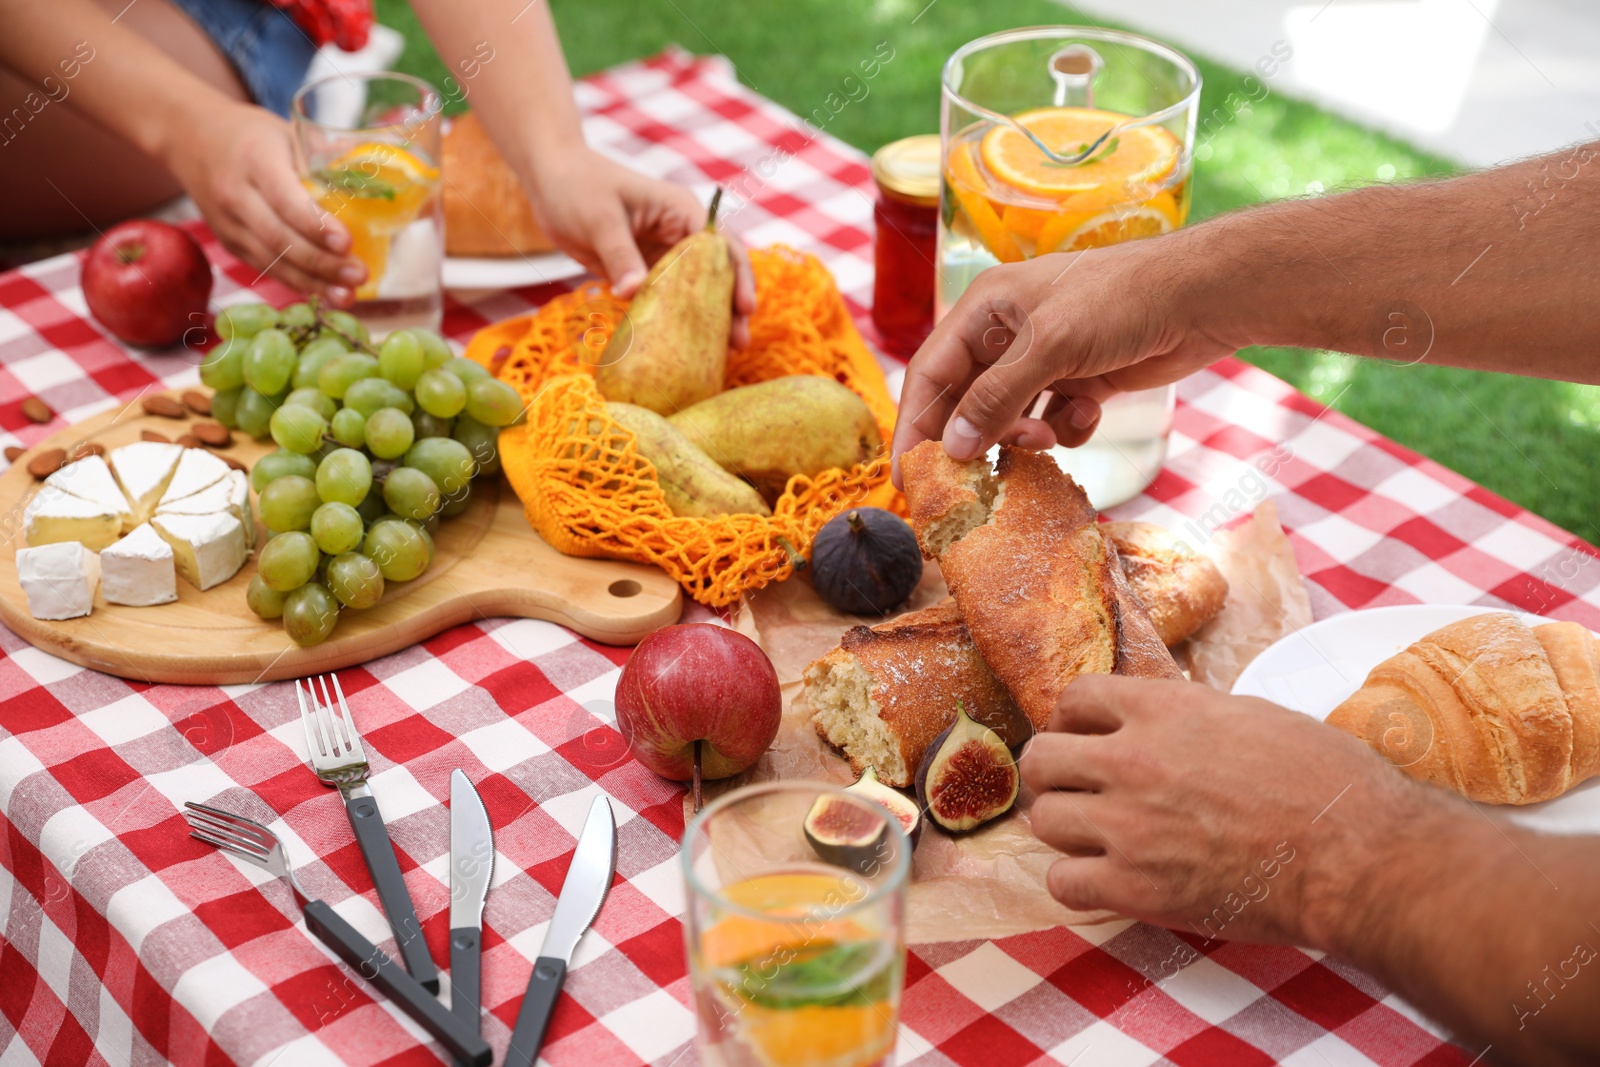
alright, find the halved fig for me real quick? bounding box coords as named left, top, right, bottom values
left=915, top=702, right=1019, bottom=832
left=804, top=767, right=923, bottom=871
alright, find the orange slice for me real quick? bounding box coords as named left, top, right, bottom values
left=946, top=143, right=1023, bottom=263
left=980, top=107, right=1181, bottom=200
left=312, top=142, right=439, bottom=298
left=733, top=1002, right=896, bottom=1067
left=1040, top=203, right=1174, bottom=254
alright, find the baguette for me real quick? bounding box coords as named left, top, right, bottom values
left=1102, top=520, right=1228, bottom=646
left=900, top=442, right=1181, bottom=730
left=806, top=600, right=1031, bottom=787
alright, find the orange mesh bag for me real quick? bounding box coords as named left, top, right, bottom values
left=464, top=246, right=903, bottom=607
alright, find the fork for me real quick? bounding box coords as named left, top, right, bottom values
left=182, top=802, right=490, bottom=1067
left=297, top=674, right=439, bottom=992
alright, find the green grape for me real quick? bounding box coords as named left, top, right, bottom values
left=323, top=310, right=368, bottom=346
left=280, top=302, right=316, bottom=329
left=216, top=303, right=277, bottom=340
left=377, top=330, right=426, bottom=390
left=284, top=387, right=338, bottom=421
left=246, top=575, right=288, bottom=619
left=451, top=415, right=500, bottom=477
left=464, top=378, right=523, bottom=428
left=443, top=357, right=490, bottom=385
left=363, top=519, right=431, bottom=581
left=244, top=328, right=296, bottom=395
left=293, top=336, right=349, bottom=390
left=414, top=368, right=466, bottom=418
left=382, top=466, right=441, bottom=522
left=355, top=491, right=388, bottom=526
left=211, top=386, right=244, bottom=431
left=257, top=531, right=320, bottom=592
left=199, top=338, right=248, bottom=391
left=364, top=407, right=414, bottom=460
left=250, top=449, right=318, bottom=493
left=270, top=404, right=328, bottom=454
left=411, top=410, right=453, bottom=439
left=310, top=501, right=364, bottom=555
left=404, top=437, right=476, bottom=498
left=319, top=353, right=380, bottom=399
left=258, top=475, right=319, bottom=531
left=326, top=552, right=385, bottom=609
left=283, top=582, right=340, bottom=646
left=343, top=377, right=413, bottom=417
left=330, top=407, right=366, bottom=449
left=440, top=484, right=473, bottom=517
left=235, top=387, right=280, bottom=439
left=316, top=447, right=372, bottom=507
left=415, top=329, right=452, bottom=368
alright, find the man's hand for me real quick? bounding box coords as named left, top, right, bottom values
left=168, top=101, right=366, bottom=304
left=527, top=148, right=757, bottom=348
left=1020, top=675, right=1443, bottom=948
left=891, top=236, right=1236, bottom=480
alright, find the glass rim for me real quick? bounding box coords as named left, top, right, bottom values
left=680, top=779, right=912, bottom=923
left=941, top=25, right=1202, bottom=141
left=290, top=70, right=444, bottom=133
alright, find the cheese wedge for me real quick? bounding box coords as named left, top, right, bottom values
left=156, top=469, right=255, bottom=548
left=158, top=448, right=231, bottom=508
left=17, top=541, right=100, bottom=620
left=100, top=523, right=178, bottom=606
left=43, top=455, right=136, bottom=532
left=24, top=487, right=123, bottom=551
left=108, top=442, right=183, bottom=522
left=151, top=512, right=247, bottom=590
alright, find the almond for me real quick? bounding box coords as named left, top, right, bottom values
left=71, top=441, right=105, bottom=460
left=21, top=397, right=52, bottom=424
left=177, top=434, right=203, bottom=449
left=191, top=421, right=232, bottom=448
left=27, top=448, right=66, bottom=478
left=219, top=454, right=249, bottom=472
left=141, top=430, right=171, bottom=443
left=182, top=389, right=212, bottom=415
left=141, top=394, right=185, bottom=418
left=4, top=446, right=23, bottom=462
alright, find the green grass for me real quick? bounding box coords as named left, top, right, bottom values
left=376, top=0, right=1600, bottom=544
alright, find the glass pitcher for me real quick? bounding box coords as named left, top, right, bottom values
left=939, top=27, right=1200, bottom=507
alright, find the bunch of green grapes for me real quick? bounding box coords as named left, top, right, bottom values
left=205, top=302, right=523, bottom=647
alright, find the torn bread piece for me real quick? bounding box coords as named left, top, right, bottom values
left=1102, top=520, right=1229, bottom=646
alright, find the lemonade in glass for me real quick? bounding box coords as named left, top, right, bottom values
left=940, top=28, right=1200, bottom=507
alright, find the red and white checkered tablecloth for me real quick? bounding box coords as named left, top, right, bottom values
left=3, top=46, right=1589, bottom=1067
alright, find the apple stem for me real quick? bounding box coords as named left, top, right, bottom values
left=692, top=739, right=704, bottom=815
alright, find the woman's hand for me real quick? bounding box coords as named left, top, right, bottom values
left=528, top=147, right=756, bottom=348
left=166, top=100, right=366, bottom=304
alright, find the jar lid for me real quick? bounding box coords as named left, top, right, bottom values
left=871, top=135, right=942, bottom=207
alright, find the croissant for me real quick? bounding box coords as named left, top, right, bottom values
left=1326, top=613, right=1600, bottom=804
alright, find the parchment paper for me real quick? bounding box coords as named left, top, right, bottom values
left=692, top=504, right=1312, bottom=943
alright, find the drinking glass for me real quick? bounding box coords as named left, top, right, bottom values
left=939, top=27, right=1200, bottom=507
left=292, top=71, right=444, bottom=337
left=682, top=781, right=911, bottom=1067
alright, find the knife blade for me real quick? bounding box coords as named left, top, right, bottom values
left=503, top=795, right=617, bottom=1067
left=449, top=770, right=495, bottom=1065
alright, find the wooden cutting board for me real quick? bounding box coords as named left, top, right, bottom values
left=0, top=392, right=682, bottom=685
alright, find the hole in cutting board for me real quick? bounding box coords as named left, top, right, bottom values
left=608, top=579, right=642, bottom=598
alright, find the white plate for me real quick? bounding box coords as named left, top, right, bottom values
left=442, top=252, right=587, bottom=292
left=1232, top=604, right=1600, bottom=834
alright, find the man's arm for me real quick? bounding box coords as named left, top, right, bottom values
left=893, top=142, right=1600, bottom=468
left=1021, top=676, right=1600, bottom=1065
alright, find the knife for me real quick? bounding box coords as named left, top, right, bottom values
left=449, top=770, right=495, bottom=1067
left=503, top=796, right=617, bottom=1067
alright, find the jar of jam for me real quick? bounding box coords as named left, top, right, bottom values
left=870, top=135, right=941, bottom=359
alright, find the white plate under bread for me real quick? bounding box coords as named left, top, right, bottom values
left=1233, top=604, right=1600, bottom=835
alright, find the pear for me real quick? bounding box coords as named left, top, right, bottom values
left=605, top=402, right=770, bottom=518
left=592, top=188, right=733, bottom=415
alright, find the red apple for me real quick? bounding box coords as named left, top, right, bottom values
left=615, top=623, right=781, bottom=783
left=82, top=220, right=213, bottom=348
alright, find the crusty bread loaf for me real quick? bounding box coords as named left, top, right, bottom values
left=806, top=600, right=1032, bottom=787
left=441, top=112, right=556, bottom=257
left=900, top=442, right=1182, bottom=730
left=1101, top=521, right=1229, bottom=646
left=1327, top=612, right=1600, bottom=804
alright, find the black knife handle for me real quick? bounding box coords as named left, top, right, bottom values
left=346, top=792, right=439, bottom=992
left=449, top=926, right=481, bottom=1067
left=303, top=900, right=491, bottom=1067
left=503, top=956, right=566, bottom=1067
